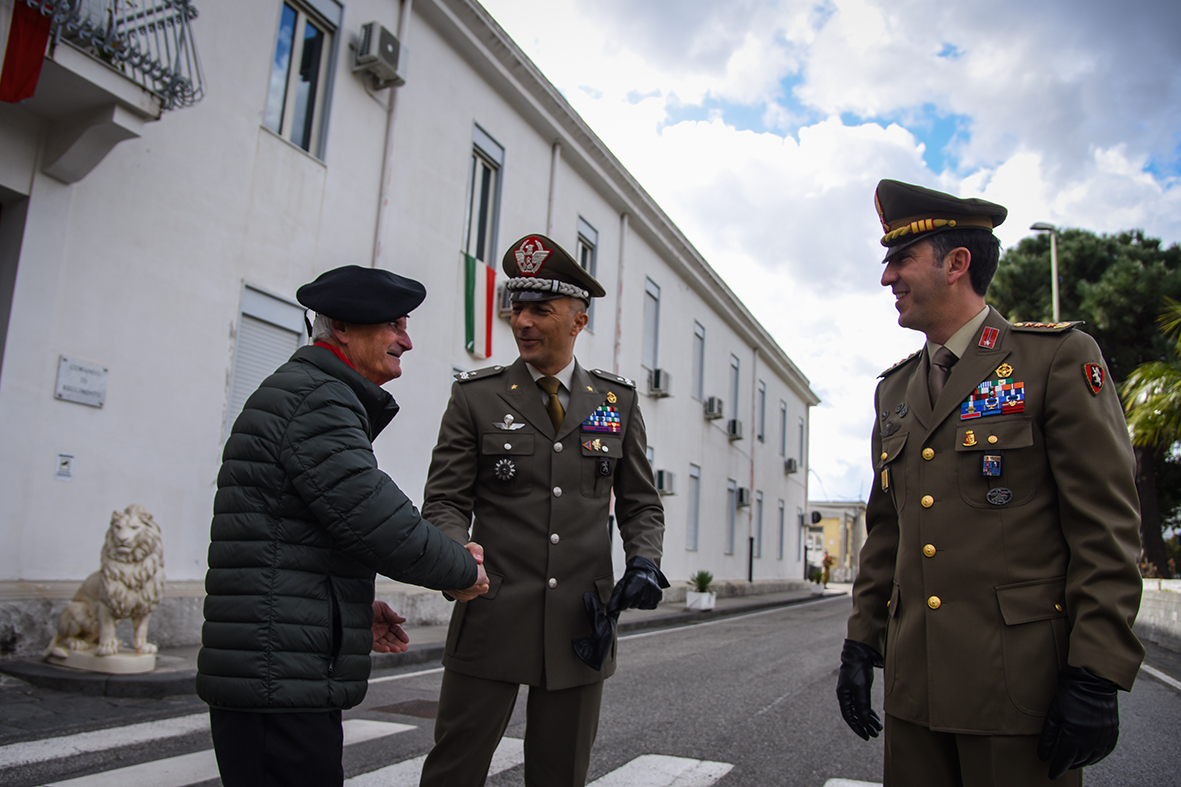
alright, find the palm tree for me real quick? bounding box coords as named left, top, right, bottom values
left=1121, top=299, right=1181, bottom=577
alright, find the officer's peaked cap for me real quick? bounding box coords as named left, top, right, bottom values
left=875, top=179, right=1007, bottom=262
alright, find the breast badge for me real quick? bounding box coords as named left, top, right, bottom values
left=493, top=458, right=516, bottom=481
left=582, top=437, right=609, bottom=454
left=986, top=488, right=1013, bottom=506
left=494, top=413, right=525, bottom=431
left=982, top=454, right=1003, bottom=477
left=963, top=430, right=977, bottom=447
left=995, top=363, right=1013, bottom=378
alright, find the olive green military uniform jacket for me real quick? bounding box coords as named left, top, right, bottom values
left=848, top=308, right=1143, bottom=735
left=423, top=358, right=665, bottom=691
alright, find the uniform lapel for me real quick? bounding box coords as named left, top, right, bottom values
left=903, top=348, right=932, bottom=430
left=559, top=362, right=603, bottom=442
left=497, top=359, right=556, bottom=439
left=926, top=309, right=1013, bottom=434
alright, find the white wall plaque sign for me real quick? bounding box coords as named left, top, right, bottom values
left=55, top=356, right=108, bottom=407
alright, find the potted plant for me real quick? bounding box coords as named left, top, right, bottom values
left=809, top=568, right=825, bottom=594
left=685, top=570, right=716, bottom=610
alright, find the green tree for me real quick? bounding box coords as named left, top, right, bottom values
left=1122, top=301, right=1181, bottom=577
left=989, top=229, right=1181, bottom=578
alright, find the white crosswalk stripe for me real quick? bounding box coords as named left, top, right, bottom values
left=822, top=780, right=882, bottom=787
left=9, top=713, right=737, bottom=787
left=587, top=754, right=733, bottom=786
left=40, top=719, right=414, bottom=787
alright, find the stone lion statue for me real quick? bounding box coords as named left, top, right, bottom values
left=44, top=504, right=165, bottom=659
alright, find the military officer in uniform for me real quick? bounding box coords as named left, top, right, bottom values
left=418, top=234, right=667, bottom=787
left=836, top=180, right=1144, bottom=786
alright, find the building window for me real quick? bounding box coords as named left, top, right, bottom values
left=798, top=416, right=807, bottom=467
left=577, top=217, right=598, bottom=331
left=264, top=1, right=340, bottom=157
left=642, top=278, right=660, bottom=370
left=777, top=500, right=786, bottom=560
left=725, top=480, right=737, bottom=555
left=757, top=380, right=766, bottom=442
left=464, top=125, right=504, bottom=265
left=646, top=445, right=655, bottom=467
left=797, top=509, right=805, bottom=561
left=691, top=321, right=705, bottom=401
left=227, top=285, right=306, bottom=437
left=754, top=491, right=764, bottom=558
left=729, top=354, right=740, bottom=416
left=687, top=464, right=701, bottom=551
left=779, top=401, right=787, bottom=456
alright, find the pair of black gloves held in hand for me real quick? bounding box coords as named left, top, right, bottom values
left=573, top=556, right=669, bottom=670
left=835, top=639, right=1120, bottom=780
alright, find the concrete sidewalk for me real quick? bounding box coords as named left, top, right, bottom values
left=0, top=587, right=849, bottom=699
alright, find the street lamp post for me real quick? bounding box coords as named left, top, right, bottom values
left=1030, top=222, right=1060, bottom=322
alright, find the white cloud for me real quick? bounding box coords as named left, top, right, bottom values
left=479, top=0, right=1181, bottom=501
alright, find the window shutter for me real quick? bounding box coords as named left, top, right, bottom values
left=226, top=314, right=300, bottom=435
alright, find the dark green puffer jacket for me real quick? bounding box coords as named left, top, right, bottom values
left=197, top=345, right=475, bottom=712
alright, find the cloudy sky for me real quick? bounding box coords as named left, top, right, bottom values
left=479, top=0, right=1181, bottom=502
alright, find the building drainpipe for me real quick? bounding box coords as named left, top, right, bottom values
left=748, top=345, right=759, bottom=583
left=612, top=213, right=628, bottom=375
left=371, top=0, right=413, bottom=268
left=546, top=141, right=561, bottom=235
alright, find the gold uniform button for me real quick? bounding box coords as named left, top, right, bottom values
left=922, top=448, right=935, bottom=460
left=881, top=452, right=889, bottom=461
left=923, top=544, right=936, bottom=558
left=1054, top=603, right=1063, bottom=612
left=921, top=495, right=934, bottom=508
left=988, top=435, right=998, bottom=444
left=928, top=596, right=941, bottom=610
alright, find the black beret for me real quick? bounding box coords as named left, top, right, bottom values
left=501, top=234, right=606, bottom=303
left=875, top=179, right=1007, bottom=261
left=296, top=265, right=426, bottom=323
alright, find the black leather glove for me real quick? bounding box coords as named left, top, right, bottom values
left=1037, top=665, right=1120, bottom=779
left=836, top=638, right=884, bottom=740
left=606, top=556, right=670, bottom=613
left=572, top=591, right=617, bottom=671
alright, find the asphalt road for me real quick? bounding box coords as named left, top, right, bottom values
left=2, top=594, right=1179, bottom=786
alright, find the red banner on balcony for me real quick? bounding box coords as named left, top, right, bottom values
left=0, top=3, right=53, bottom=103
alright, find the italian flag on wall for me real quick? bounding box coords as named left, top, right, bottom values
left=464, top=252, right=495, bottom=359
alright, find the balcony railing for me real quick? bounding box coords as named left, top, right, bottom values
left=23, top=0, right=204, bottom=110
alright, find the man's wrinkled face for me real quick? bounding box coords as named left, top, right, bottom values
left=346, top=317, right=412, bottom=385
left=510, top=297, right=587, bottom=374
left=880, top=240, right=952, bottom=335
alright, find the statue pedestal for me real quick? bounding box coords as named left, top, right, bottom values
left=44, top=647, right=156, bottom=674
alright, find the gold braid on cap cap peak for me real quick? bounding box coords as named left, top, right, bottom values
left=881, top=218, right=957, bottom=245
left=505, top=277, right=590, bottom=301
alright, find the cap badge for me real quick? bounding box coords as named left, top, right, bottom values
left=495, top=413, right=525, bottom=431
left=1084, top=363, right=1104, bottom=395
left=514, top=236, right=551, bottom=276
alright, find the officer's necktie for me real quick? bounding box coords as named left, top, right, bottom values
left=538, top=376, right=565, bottom=431
left=928, top=346, right=958, bottom=406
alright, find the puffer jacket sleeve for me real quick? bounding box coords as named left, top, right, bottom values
left=280, top=378, right=477, bottom=591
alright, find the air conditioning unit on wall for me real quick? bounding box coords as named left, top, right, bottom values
left=704, top=396, right=724, bottom=420
left=648, top=369, right=671, bottom=397
left=737, top=487, right=752, bottom=507
left=354, top=22, right=406, bottom=87
left=727, top=418, right=743, bottom=440
left=655, top=469, right=675, bottom=495
left=784, top=457, right=799, bottom=474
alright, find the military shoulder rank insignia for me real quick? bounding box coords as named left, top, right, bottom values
left=961, top=377, right=1025, bottom=419
left=978, top=326, right=999, bottom=349
left=454, top=365, right=506, bottom=382
left=880, top=350, right=921, bottom=378
left=582, top=404, right=621, bottom=434
left=1083, top=363, right=1104, bottom=395
left=1010, top=320, right=1083, bottom=333
left=591, top=369, right=635, bottom=388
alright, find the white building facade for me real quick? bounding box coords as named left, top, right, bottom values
left=0, top=0, right=818, bottom=655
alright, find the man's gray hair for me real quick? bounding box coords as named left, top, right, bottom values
left=310, top=313, right=335, bottom=344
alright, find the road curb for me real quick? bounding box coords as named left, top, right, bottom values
left=0, top=592, right=846, bottom=697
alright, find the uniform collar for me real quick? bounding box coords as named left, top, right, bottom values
left=926, top=305, right=989, bottom=364
left=525, top=358, right=575, bottom=393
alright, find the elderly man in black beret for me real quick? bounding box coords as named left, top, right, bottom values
left=198, top=265, right=489, bottom=787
